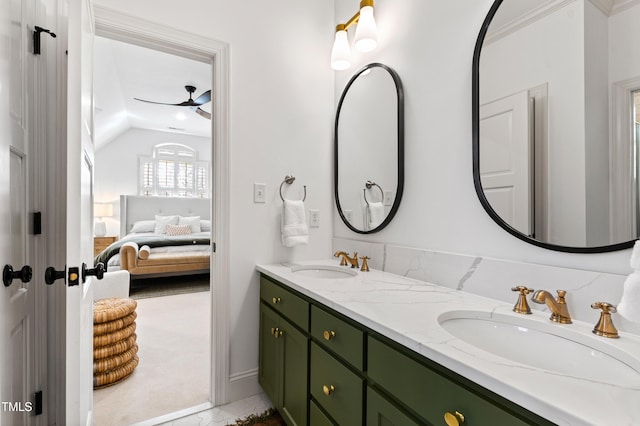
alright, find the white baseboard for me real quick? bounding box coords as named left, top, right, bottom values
left=227, top=368, right=263, bottom=403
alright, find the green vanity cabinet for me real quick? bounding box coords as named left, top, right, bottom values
left=367, top=387, right=421, bottom=426
left=259, top=276, right=309, bottom=426
left=367, top=336, right=553, bottom=426
left=258, top=273, right=555, bottom=426
left=310, top=342, right=363, bottom=426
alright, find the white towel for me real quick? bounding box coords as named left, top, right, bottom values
left=368, top=202, right=385, bottom=229
left=281, top=200, right=308, bottom=247
left=618, top=240, right=640, bottom=322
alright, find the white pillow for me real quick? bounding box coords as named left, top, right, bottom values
left=166, top=224, right=192, bottom=236
left=130, top=220, right=155, bottom=233
left=154, top=215, right=179, bottom=234
left=179, top=215, right=201, bottom=233
left=200, top=220, right=211, bottom=232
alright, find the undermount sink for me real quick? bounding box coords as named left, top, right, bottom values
left=290, top=265, right=357, bottom=279
left=438, top=310, right=640, bottom=386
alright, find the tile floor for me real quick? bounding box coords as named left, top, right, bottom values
left=157, top=393, right=273, bottom=426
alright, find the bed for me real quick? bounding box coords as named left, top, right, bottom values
left=94, top=195, right=212, bottom=278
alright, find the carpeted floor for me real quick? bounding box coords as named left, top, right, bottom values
left=93, top=290, right=210, bottom=425
left=129, top=273, right=210, bottom=299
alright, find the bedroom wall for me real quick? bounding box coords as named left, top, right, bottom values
left=92, top=0, right=335, bottom=401
left=94, top=128, right=211, bottom=237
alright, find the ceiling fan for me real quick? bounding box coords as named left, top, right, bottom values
left=134, top=85, right=212, bottom=119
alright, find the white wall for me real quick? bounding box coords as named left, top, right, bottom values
left=94, top=128, right=211, bottom=236
left=334, top=0, right=632, bottom=275
left=92, top=0, right=335, bottom=395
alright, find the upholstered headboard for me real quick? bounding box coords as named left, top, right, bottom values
left=119, top=195, right=211, bottom=236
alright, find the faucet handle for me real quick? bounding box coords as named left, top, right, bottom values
left=511, top=286, right=534, bottom=314
left=556, top=290, right=567, bottom=301
left=360, top=256, right=370, bottom=272
left=591, top=302, right=619, bottom=338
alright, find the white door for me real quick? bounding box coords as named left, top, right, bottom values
left=63, top=0, right=96, bottom=424
left=0, top=0, right=43, bottom=423
left=480, top=90, right=533, bottom=236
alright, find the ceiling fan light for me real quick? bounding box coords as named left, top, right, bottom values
left=354, top=5, right=377, bottom=53
left=331, top=27, right=352, bottom=70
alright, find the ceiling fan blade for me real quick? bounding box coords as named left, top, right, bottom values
left=193, top=90, right=211, bottom=106
left=134, top=97, right=185, bottom=106
left=195, top=107, right=211, bottom=120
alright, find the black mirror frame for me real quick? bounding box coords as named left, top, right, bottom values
left=472, top=0, right=634, bottom=253
left=334, top=62, right=405, bottom=234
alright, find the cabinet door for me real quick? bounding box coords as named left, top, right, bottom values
left=280, top=317, right=308, bottom=426
left=310, top=342, right=363, bottom=426
left=367, top=387, right=420, bottom=426
left=258, top=303, right=281, bottom=407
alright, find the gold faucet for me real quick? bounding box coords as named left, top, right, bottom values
left=333, top=251, right=359, bottom=269
left=591, top=302, right=619, bottom=338
left=531, top=290, right=572, bottom=324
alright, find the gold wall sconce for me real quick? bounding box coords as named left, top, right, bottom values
left=331, top=0, right=378, bottom=70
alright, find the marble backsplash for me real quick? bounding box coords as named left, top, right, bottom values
left=333, top=237, right=640, bottom=335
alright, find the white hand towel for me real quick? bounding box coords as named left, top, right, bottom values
left=618, top=240, right=640, bottom=322
left=281, top=200, right=308, bottom=247
left=368, top=202, right=385, bottom=229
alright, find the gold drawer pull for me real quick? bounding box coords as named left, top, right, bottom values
left=272, top=327, right=283, bottom=339
left=322, top=384, right=335, bottom=396
left=323, top=330, right=336, bottom=341
left=272, top=297, right=281, bottom=304
left=444, top=411, right=465, bottom=426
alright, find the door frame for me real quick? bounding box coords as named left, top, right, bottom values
left=66, top=4, right=231, bottom=415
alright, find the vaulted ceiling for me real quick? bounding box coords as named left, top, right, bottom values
left=93, top=36, right=212, bottom=150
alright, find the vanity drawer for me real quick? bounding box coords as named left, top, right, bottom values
left=310, top=400, right=335, bottom=426
left=311, top=305, right=364, bottom=370
left=260, top=275, right=309, bottom=330
left=367, top=336, right=534, bottom=426
left=367, top=386, right=421, bottom=426
left=311, top=342, right=363, bottom=426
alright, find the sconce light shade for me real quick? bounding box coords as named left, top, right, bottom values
left=331, top=26, right=352, bottom=71
left=354, top=5, right=377, bottom=52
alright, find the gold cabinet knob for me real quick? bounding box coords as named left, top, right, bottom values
left=444, top=411, right=465, bottom=426
left=323, top=330, right=336, bottom=341
left=271, top=327, right=283, bottom=339
left=272, top=297, right=281, bottom=304
left=322, top=384, right=335, bottom=396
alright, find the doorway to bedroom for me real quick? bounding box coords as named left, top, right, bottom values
left=91, top=29, right=215, bottom=425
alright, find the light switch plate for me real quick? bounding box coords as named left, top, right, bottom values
left=254, top=183, right=266, bottom=203
left=309, top=209, right=320, bottom=227
left=344, top=209, right=353, bottom=223
left=383, top=190, right=394, bottom=206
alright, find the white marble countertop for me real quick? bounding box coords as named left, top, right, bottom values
left=256, top=260, right=640, bottom=426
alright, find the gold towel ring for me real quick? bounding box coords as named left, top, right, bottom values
left=280, top=175, right=307, bottom=202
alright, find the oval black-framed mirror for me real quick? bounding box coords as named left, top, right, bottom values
left=473, top=0, right=636, bottom=253
left=335, top=63, right=404, bottom=234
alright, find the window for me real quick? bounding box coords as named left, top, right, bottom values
left=139, top=144, right=209, bottom=198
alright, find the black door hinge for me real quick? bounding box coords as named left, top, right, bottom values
left=212, top=242, right=216, bottom=253
left=33, top=212, right=42, bottom=235
left=33, top=390, right=43, bottom=415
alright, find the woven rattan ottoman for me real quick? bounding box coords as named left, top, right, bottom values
left=93, top=298, right=139, bottom=389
